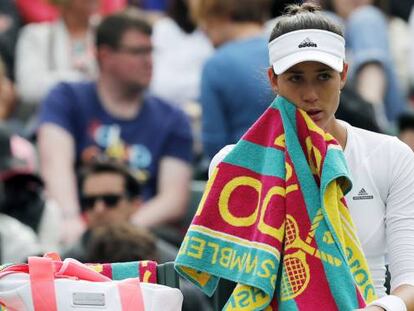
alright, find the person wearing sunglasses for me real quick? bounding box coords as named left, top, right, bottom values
left=37, top=8, right=193, bottom=247
left=63, top=159, right=178, bottom=264
left=63, top=159, right=212, bottom=311
left=78, top=160, right=141, bottom=229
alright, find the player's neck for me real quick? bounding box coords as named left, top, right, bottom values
left=325, top=118, right=348, bottom=150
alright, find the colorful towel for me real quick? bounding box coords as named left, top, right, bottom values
left=0, top=260, right=158, bottom=284
left=175, top=96, right=377, bottom=310
left=87, top=260, right=158, bottom=283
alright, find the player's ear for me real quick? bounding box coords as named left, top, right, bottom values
left=268, top=67, right=279, bottom=93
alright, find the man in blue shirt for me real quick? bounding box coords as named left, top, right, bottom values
left=37, top=9, right=193, bottom=244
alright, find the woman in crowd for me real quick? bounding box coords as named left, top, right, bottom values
left=15, top=0, right=99, bottom=108
left=191, top=0, right=274, bottom=160
left=320, top=0, right=408, bottom=131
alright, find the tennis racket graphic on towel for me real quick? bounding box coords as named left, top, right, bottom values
left=281, top=213, right=342, bottom=301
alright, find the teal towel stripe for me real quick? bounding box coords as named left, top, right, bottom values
left=320, top=147, right=352, bottom=197
left=111, top=262, right=139, bottom=280
left=224, top=140, right=285, bottom=178
left=175, top=228, right=279, bottom=299
left=277, top=98, right=320, bottom=217
left=278, top=296, right=300, bottom=311
left=277, top=96, right=359, bottom=309
left=318, top=147, right=359, bottom=308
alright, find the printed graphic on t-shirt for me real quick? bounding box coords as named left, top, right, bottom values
left=352, top=188, right=374, bottom=200
left=81, top=122, right=152, bottom=184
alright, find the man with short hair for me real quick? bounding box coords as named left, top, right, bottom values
left=78, top=159, right=143, bottom=229
left=64, top=159, right=211, bottom=311
left=37, top=9, right=193, bottom=244
left=64, top=159, right=177, bottom=264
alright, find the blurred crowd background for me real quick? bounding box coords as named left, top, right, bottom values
left=1, top=0, right=414, bottom=308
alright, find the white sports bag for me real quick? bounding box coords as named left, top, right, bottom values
left=0, top=256, right=182, bottom=311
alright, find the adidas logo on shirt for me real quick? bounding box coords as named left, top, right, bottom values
left=352, top=188, right=374, bottom=200
left=298, top=37, right=317, bottom=48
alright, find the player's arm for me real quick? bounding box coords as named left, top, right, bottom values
left=360, top=141, right=414, bottom=311
left=356, top=285, right=414, bottom=310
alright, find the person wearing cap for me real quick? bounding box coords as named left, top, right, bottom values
left=209, top=3, right=414, bottom=310
left=0, top=125, right=62, bottom=253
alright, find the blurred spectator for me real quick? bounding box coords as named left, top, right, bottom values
left=16, top=0, right=127, bottom=25
left=0, top=56, right=18, bottom=126
left=63, top=160, right=212, bottom=311
left=85, top=223, right=159, bottom=263
left=0, top=125, right=62, bottom=253
left=63, top=160, right=177, bottom=263
left=270, top=0, right=303, bottom=18
left=16, top=0, right=60, bottom=24
left=191, top=0, right=274, bottom=160
left=321, top=0, right=408, bottom=131
left=84, top=223, right=212, bottom=311
left=390, top=0, right=414, bottom=22
left=398, top=112, right=414, bottom=151
left=409, top=7, right=414, bottom=95
left=150, top=0, right=213, bottom=109
left=0, top=213, right=41, bottom=264
left=0, top=0, right=20, bottom=80
left=15, top=0, right=99, bottom=109
left=0, top=54, right=39, bottom=136
left=387, top=9, right=411, bottom=100
left=37, top=9, right=193, bottom=245
left=99, top=0, right=128, bottom=16
left=264, top=0, right=313, bottom=35
left=335, top=85, right=381, bottom=133
left=129, top=0, right=168, bottom=12
left=150, top=0, right=213, bottom=163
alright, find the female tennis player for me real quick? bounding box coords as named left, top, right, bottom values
left=209, top=3, right=414, bottom=310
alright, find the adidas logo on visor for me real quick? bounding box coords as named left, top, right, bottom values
left=298, top=37, right=317, bottom=48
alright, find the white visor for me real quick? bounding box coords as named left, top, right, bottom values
left=269, top=29, right=345, bottom=74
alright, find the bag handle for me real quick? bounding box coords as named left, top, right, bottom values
left=29, top=256, right=144, bottom=311
left=57, top=258, right=110, bottom=282
left=118, top=278, right=145, bottom=311
left=28, top=257, right=58, bottom=311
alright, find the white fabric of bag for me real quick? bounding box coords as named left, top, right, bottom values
left=0, top=272, right=183, bottom=311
